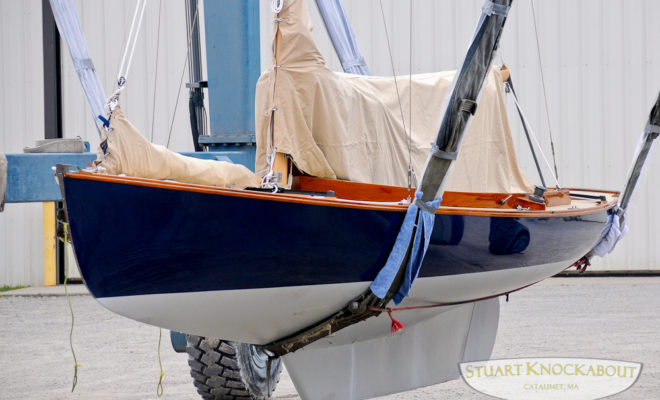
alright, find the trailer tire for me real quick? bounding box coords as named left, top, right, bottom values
left=186, top=335, right=282, bottom=400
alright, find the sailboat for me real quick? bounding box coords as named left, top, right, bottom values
left=50, top=0, right=658, bottom=398
left=56, top=0, right=612, bottom=343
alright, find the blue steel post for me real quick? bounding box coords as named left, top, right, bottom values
left=201, top=0, right=261, bottom=170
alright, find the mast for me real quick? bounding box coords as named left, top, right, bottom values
left=315, top=0, right=371, bottom=75
left=419, top=0, right=513, bottom=202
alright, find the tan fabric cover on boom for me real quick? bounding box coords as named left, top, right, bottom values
left=255, top=0, right=533, bottom=194
left=95, top=105, right=260, bottom=188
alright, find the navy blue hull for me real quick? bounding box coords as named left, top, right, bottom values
left=62, top=175, right=609, bottom=299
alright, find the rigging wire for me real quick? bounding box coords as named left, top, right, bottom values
left=508, top=83, right=560, bottom=187
left=166, top=4, right=200, bottom=148
left=150, top=0, right=163, bottom=143
left=378, top=0, right=411, bottom=195
left=408, top=1, right=415, bottom=197
left=530, top=0, right=559, bottom=182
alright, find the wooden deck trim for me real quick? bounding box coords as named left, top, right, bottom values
left=65, top=172, right=617, bottom=218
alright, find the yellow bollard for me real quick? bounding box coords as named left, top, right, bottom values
left=43, top=202, right=57, bottom=286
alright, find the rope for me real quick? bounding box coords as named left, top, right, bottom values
left=104, top=0, right=148, bottom=115
left=530, top=0, right=559, bottom=180
left=116, top=0, right=142, bottom=82
left=367, top=281, right=542, bottom=333
left=566, top=256, right=590, bottom=273
left=378, top=0, right=411, bottom=189
left=166, top=4, right=200, bottom=148
left=124, top=1, right=148, bottom=83
left=116, top=0, right=148, bottom=87
left=156, top=328, right=165, bottom=397
left=59, top=222, right=81, bottom=392
left=150, top=0, right=163, bottom=143
left=261, top=15, right=282, bottom=188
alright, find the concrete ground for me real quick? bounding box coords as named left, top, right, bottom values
left=1, top=277, right=659, bottom=399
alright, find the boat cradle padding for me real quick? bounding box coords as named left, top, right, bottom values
left=371, top=191, right=441, bottom=304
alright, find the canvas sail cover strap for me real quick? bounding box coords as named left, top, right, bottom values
left=48, top=0, right=106, bottom=134
left=647, top=122, right=660, bottom=135
left=482, top=1, right=510, bottom=16
left=255, top=0, right=532, bottom=194
left=315, top=0, right=370, bottom=75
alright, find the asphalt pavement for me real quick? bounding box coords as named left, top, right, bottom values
left=1, top=277, right=659, bottom=399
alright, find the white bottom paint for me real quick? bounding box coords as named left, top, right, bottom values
left=98, top=260, right=567, bottom=344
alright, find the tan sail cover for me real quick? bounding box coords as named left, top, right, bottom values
left=95, top=105, right=260, bottom=188
left=255, top=0, right=533, bottom=193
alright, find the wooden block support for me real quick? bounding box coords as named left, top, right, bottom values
left=43, top=202, right=57, bottom=286
left=500, top=65, right=510, bottom=82
left=273, top=152, right=291, bottom=188
left=544, top=188, right=572, bottom=207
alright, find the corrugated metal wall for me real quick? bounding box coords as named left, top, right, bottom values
left=0, top=0, right=45, bottom=286
left=2, top=0, right=660, bottom=285
left=1, top=0, right=197, bottom=286
left=61, top=0, right=199, bottom=152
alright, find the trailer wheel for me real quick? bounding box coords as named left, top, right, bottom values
left=186, top=335, right=282, bottom=400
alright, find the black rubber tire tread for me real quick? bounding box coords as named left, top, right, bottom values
left=186, top=335, right=281, bottom=400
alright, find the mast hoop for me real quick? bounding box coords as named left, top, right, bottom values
left=459, top=99, right=478, bottom=115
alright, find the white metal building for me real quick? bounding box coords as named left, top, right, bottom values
left=2, top=0, right=660, bottom=286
